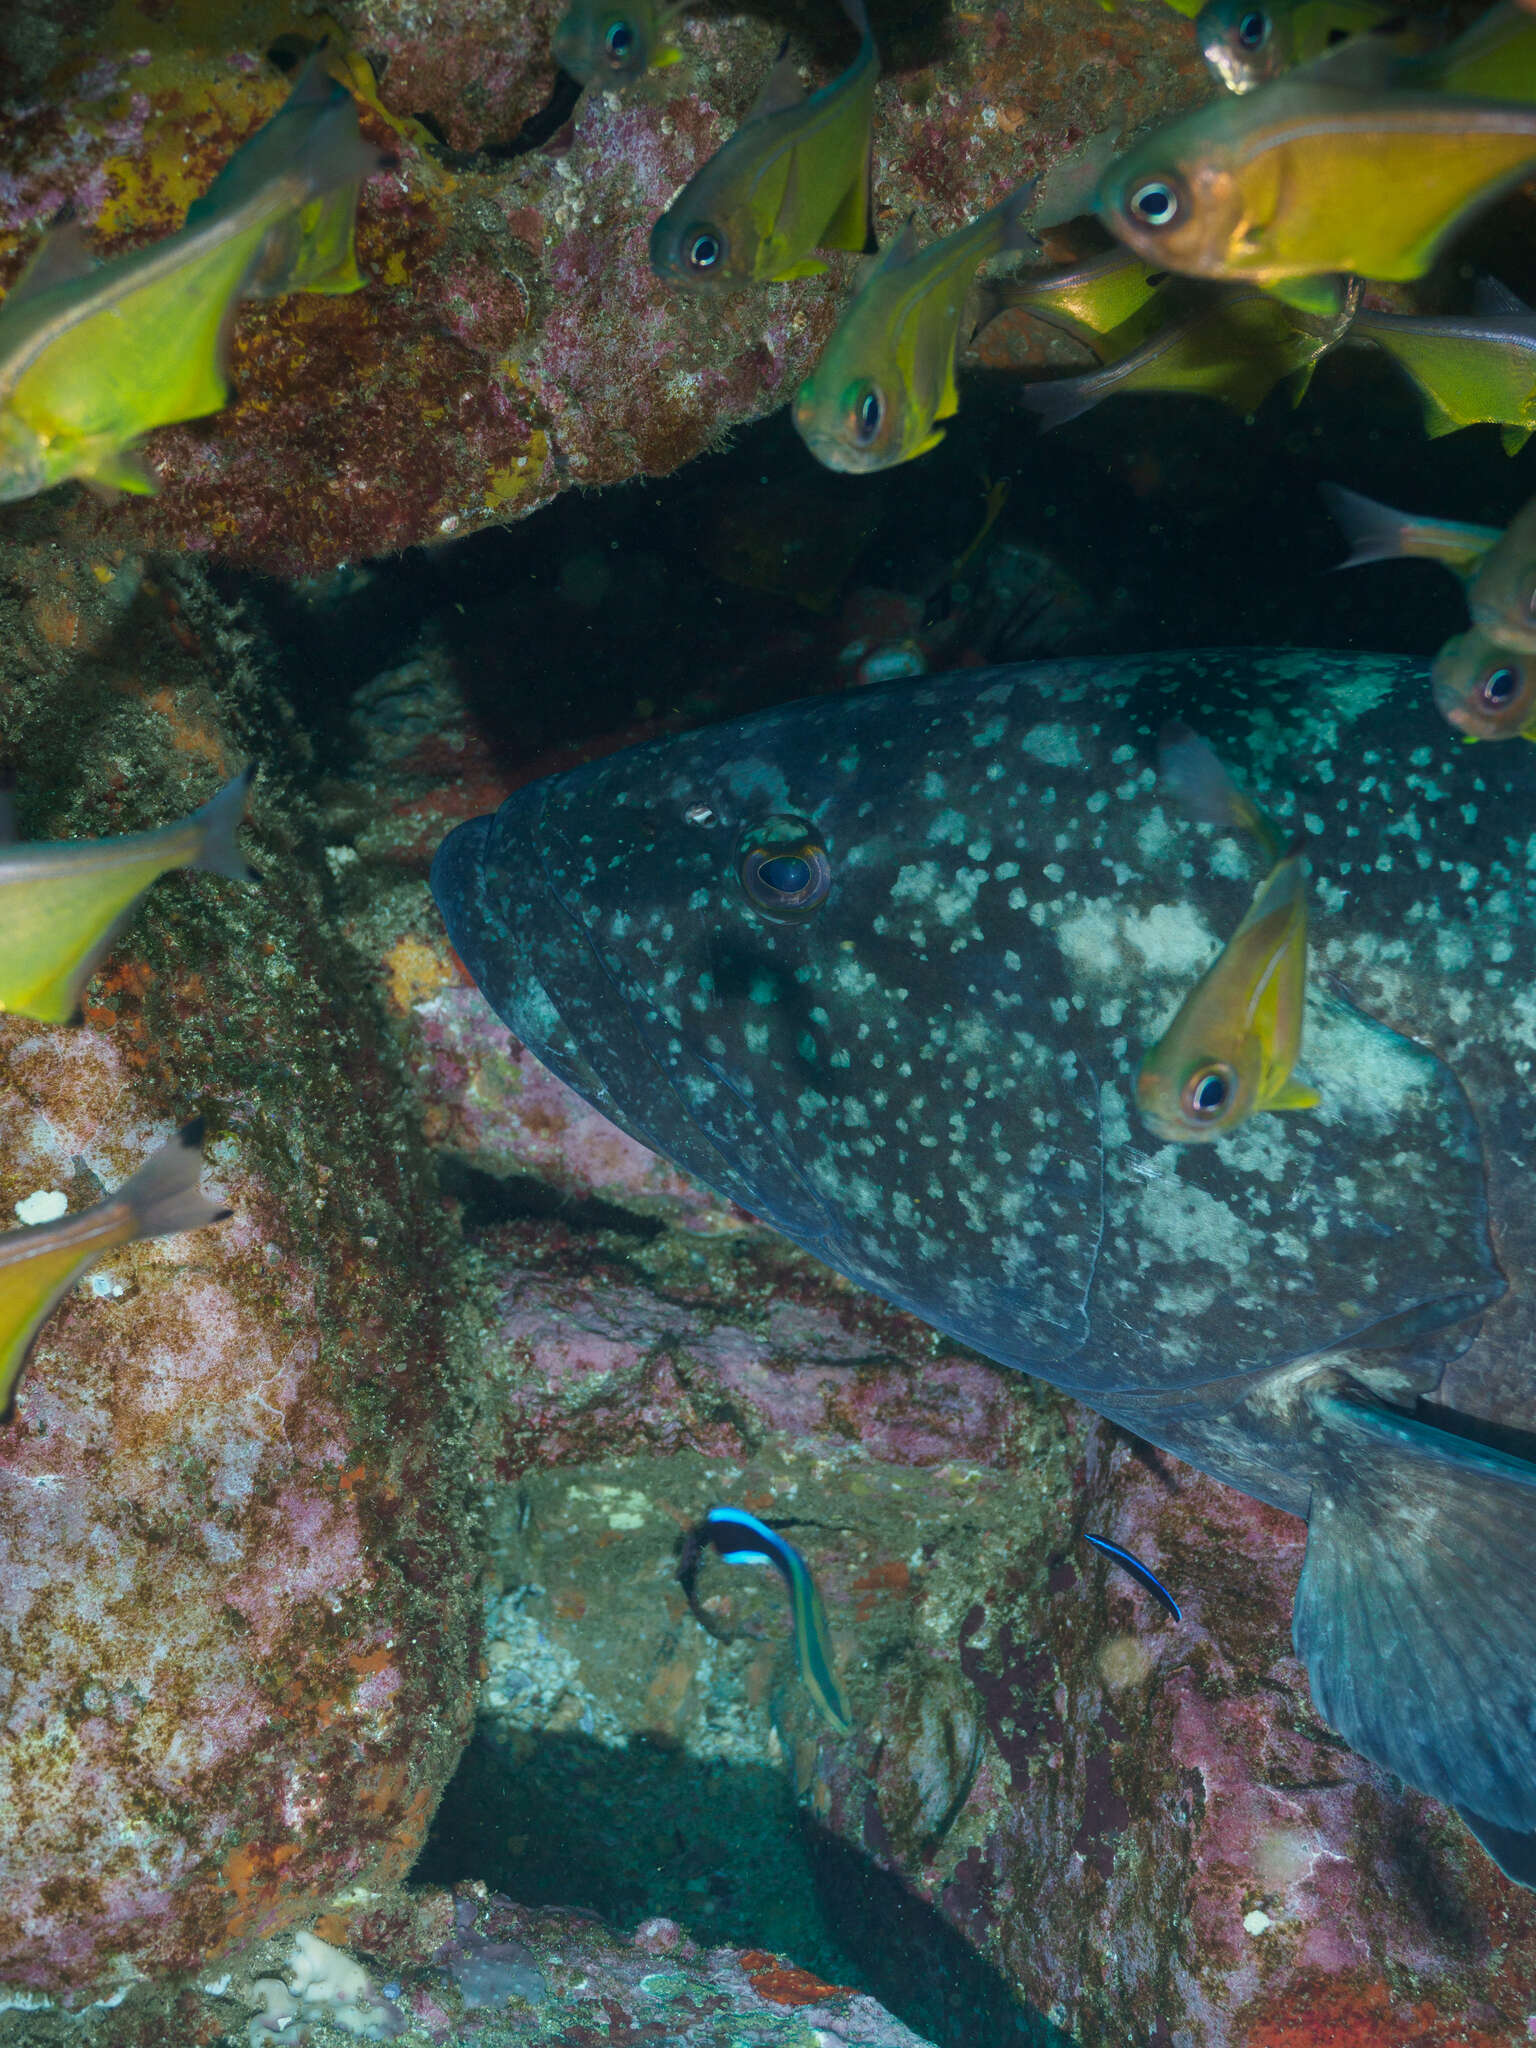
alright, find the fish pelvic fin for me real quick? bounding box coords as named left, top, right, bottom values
left=117, top=1119, right=233, bottom=1241
left=1502, top=424, right=1533, bottom=457
left=1263, top=1076, right=1320, bottom=1111
left=190, top=769, right=258, bottom=882
left=83, top=447, right=159, bottom=498
left=1265, top=274, right=1350, bottom=319
left=1295, top=1389, right=1536, bottom=1874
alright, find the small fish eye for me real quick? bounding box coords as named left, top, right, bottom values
left=853, top=386, right=883, bottom=443
left=1237, top=9, right=1268, bottom=46
left=737, top=815, right=832, bottom=922
left=604, top=16, right=635, bottom=57
left=687, top=230, right=722, bottom=271
left=1182, top=1064, right=1233, bottom=1120
left=1129, top=180, right=1180, bottom=229
left=1480, top=665, right=1520, bottom=708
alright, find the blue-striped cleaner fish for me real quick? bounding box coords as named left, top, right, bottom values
left=1347, top=279, right=1536, bottom=456
left=433, top=648, right=1536, bottom=1886
left=792, top=182, right=1038, bottom=472
left=649, top=0, right=876, bottom=288
left=702, top=1506, right=851, bottom=1730
left=184, top=52, right=378, bottom=298
left=0, top=772, right=254, bottom=1023
left=1136, top=723, right=1317, bottom=1142
left=0, top=1122, right=229, bottom=1417
left=553, top=0, right=683, bottom=86
left=1082, top=1534, right=1182, bottom=1620
left=0, top=72, right=381, bottom=501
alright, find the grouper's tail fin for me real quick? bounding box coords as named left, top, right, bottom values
left=1294, top=1390, right=1536, bottom=1883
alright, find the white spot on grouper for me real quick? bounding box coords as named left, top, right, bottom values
left=1134, top=1175, right=1255, bottom=1274
left=1021, top=724, right=1085, bottom=768
left=1055, top=897, right=1216, bottom=987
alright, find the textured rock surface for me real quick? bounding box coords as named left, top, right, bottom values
left=1, top=1883, right=936, bottom=2044
left=341, top=654, right=1536, bottom=2048
left=0, top=501, right=479, bottom=2012
left=0, top=0, right=1206, bottom=573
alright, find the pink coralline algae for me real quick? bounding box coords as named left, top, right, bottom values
left=0, top=513, right=479, bottom=2006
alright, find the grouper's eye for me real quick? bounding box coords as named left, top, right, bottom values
left=737, top=814, right=832, bottom=923
left=1182, top=1062, right=1235, bottom=1124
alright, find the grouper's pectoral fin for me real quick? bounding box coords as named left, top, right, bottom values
left=1293, top=1390, right=1536, bottom=1886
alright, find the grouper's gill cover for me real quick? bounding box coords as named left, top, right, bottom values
left=433, top=654, right=1501, bottom=1407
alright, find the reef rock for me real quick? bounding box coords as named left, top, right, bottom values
left=0, top=0, right=1205, bottom=574
left=0, top=502, right=478, bottom=2014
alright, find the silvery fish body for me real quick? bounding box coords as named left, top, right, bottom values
left=433, top=652, right=1536, bottom=1884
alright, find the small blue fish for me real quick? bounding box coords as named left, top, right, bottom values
left=704, top=1506, right=851, bottom=1731
left=1083, top=1533, right=1183, bottom=1620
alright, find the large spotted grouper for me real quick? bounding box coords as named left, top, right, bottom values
left=432, top=649, right=1536, bottom=1885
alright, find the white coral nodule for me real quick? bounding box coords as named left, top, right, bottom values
left=246, top=1931, right=404, bottom=2045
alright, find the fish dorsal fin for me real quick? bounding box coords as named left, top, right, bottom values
left=1474, top=274, right=1533, bottom=322
left=748, top=38, right=804, bottom=121
left=872, top=216, right=921, bottom=277
left=6, top=217, right=97, bottom=309
left=1287, top=30, right=1401, bottom=87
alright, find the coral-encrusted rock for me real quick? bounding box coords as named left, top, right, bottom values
left=0, top=504, right=478, bottom=2012
left=0, top=0, right=1206, bottom=574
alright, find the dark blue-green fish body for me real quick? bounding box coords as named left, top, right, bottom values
left=704, top=1505, right=851, bottom=1730
left=433, top=651, right=1536, bottom=1885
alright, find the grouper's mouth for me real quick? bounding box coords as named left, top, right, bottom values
left=432, top=787, right=853, bottom=1258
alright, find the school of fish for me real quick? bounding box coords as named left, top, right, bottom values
left=7, top=0, right=1536, bottom=1981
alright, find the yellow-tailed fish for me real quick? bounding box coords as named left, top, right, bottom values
left=1348, top=278, right=1536, bottom=454
left=1320, top=481, right=1501, bottom=582
left=185, top=52, right=378, bottom=298
left=0, top=1121, right=229, bottom=1418
left=1432, top=627, right=1536, bottom=739
left=704, top=1505, right=851, bottom=1731
left=792, top=182, right=1038, bottom=473
left=996, top=246, right=1171, bottom=355
left=0, top=772, right=254, bottom=1024
left=0, top=84, right=379, bottom=501
left=1137, top=724, right=1318, bottom=1143
left=649, top=0, right=876, bottom=288
left=553, top=0, right=684, bottom=86
left=1018, top=277, right=1357, bottom=428
left=1197, top=0, right=1421, bottom=95
left=1095, top=48, right=1536, bottom=310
